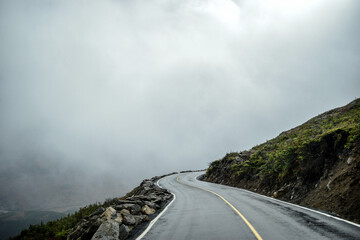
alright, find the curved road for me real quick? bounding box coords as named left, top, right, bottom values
left=137, top=172, right=360, bottom=240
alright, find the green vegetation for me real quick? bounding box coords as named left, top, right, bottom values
left=0, top=211, right=66, bottom=240
left=9, top=185, right=140, bottom=240
left=9, top=204, right=101, bottom=240
left=206, top=159, right=222, bottom=177
left=207, top=99, right=360, bottom=184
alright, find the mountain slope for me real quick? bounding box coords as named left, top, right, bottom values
left=204, top=98, right=360, bottom=223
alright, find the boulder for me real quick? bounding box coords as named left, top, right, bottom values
left=148, top=194, right=162, bottom=203
left=101, top=207, right=117, bottom=221
left=127, top=195, right=152, bottom=201
left=120, top=209, right=130, bottom=216
left=144, top=201, right=159, bottom=209
left=118, top=224, right=130, bottom=240
left=142, top=205, right=155, bottom=215
left=91, top=220, right=119, bottom=240
left=113, top=199, right=137, bottom=205
left=116, top=204, right=141, bottom=215
left=123, top=214, right=136, bottom=225
left=134, top=215, right=149, bottom=225
left=141, top=180, right=154, bottom=188
left=273, top=188, right=286, bottom=198
left=129, top=204, right=142, bottom=214
left=162, top=194, right=172, bottom=201
left=114, top=213, right=123, bottom=224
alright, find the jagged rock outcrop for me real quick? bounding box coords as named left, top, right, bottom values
left=67, top=174, right=175, bottom=240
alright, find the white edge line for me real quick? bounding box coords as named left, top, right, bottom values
left=135, top=179, right=177, bottom=240
left=155, top=179, right=161, bottom=188
left=193, top=172, right=360, bottom=228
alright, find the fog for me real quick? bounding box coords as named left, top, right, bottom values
left=1, top=0, right=359, bottom=210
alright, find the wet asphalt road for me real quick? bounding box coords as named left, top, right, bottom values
left=140, top=172, right=360, bottom=240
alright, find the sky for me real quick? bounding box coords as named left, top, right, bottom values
left=0, top=0, right=359, bottom=210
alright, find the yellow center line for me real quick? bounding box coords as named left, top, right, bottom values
left=176, top=176, right=263, bottom=240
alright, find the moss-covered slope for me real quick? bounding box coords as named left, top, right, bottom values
left=204, top=98, right=360, bottom=222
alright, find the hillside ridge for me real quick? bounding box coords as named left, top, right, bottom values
left=204, top=98, right=360, bottom=223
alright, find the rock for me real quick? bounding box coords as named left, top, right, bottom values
left=127, top=195, right=152, bottom=202
left=142, top=180, right=154, bottom=188
left=101, top=207, right=117, bottom=221
left=130, top=204, right=142, bottom=214
left=123, top=214, right=136, bottom=225
left=114, top=199, right=138, bottom=205
left=89, top=207, right=105, bottom=218
left=67, top=218, right=102, bottom=240
left=91, top=220, right=119, bottom=240
left=273, top=188, right=286, bottom=198
left=68, top=173, right=179, bottom=240
left=148, top=194, right=162, bottom=203
left=144, top=201, right=159, bottom=209
left=134, top=215, right=149, bottom=225
left=142, top=205, right=156, bottom=215
left=120, top=209, right=130, bottom=216
left=114, top=213, right=123, bottom=224
left=90, top=214, right=101, bottom=221
left=327, top=179, right=332, bottom=191
left=118, top=224, right=130, bottom=240
left=116, top=204, right=142, bottom=215
left=114, top=199, right=144, bottom=207
left=162, top=194, right=172, bottom=201
left=290, top=190, right=295, bottom=200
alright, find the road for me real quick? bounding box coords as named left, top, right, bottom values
left=137, top=172, right=360, bottom=240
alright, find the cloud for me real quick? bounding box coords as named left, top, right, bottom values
left=0, top=0, right=359, bottom=210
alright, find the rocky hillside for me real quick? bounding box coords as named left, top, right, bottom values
left=204, top=98, right=360, bottom=223
left=10, top=173, right=175, bottom=240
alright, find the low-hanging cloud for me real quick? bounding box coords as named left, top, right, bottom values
left=0, top=0, right=359, bottom=210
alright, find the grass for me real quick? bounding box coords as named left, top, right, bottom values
left=9, top=204, right=101, bottom=240
left=9, top=185, right=141, bottom=240
left=206, top=99, right=360, bottom=184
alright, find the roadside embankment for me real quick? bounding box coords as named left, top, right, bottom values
left=67, top=173, right=175, bottom=240
left=204, top=99, right=360, bottom=223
